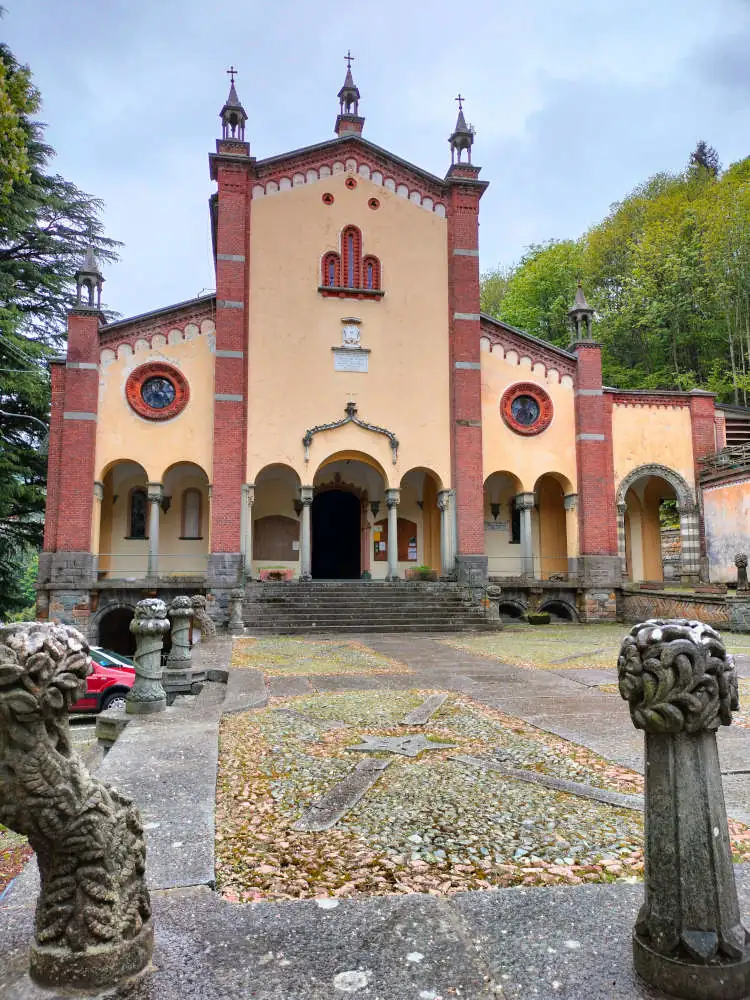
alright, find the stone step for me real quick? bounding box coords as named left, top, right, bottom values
left=245, top=602, right=482, bottom=614
left=245, top=622, right=500, bottom=634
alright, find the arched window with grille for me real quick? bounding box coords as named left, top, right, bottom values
left=129, top=488, right=148, bottom=539
left=341, top=225, right=362, bottom=289
left=363, top=255, right=381, bottom=291
left=321, top=251, right=340, bottom=288
left=181, top=488, right=202, bottom=539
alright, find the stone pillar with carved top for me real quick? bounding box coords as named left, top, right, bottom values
left=618, top=619, right=750, bottom=999
left=386, top=488, right=400, bottom=580
left=437, top=489, right=456, bottom=577
left=299, top=486, right=313, bottom=580
left=515, top=493, right=535, bottom=578
left=146, top=483, right=162, bottom=578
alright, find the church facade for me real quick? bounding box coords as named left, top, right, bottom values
left=38, top=66, right=733, bottom=641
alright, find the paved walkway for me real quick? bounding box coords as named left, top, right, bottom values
left=3, top=632, right=750, bottom=1000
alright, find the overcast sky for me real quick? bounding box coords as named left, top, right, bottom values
left=6, top=0, right=750, bottom=320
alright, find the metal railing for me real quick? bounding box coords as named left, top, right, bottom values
left=698, top=442, right=750, bottom=480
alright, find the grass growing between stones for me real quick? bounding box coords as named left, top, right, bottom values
left=216, top=689, right=655, bottom=903
left=443, top=624, right=750, bottom=673
left=231, top=636, right=410, bottom=676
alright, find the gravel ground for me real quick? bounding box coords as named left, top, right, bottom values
left=215, top=689, right=655, bottom=902
left=231, top=637, right=410, bottom=675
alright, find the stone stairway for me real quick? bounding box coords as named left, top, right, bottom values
left=242, top=580, right=501, bottom=634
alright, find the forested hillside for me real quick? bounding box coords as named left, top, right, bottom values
left=480, top=144, right=750, bottom=403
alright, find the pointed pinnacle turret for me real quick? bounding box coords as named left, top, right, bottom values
left=568, top=281, right=595, bottom=341
left=449, top=94, right=475, bottom=165
left=335, top=50, right=364, bottom=136
left=74, top=246, right=104, bottom=311
left=220, top=66, right=248, bottom=141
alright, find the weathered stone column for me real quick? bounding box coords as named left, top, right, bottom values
left=299, top=485, right=313, bottom=581
left=0, top=622, right=152, bottom=988
left=146, top=482, right=162, bottom=578
left=678, top=502, right=702, bottom=584
left=240, top=482, right=254, bottom=581
left=227, top=587, right=245, bottom=634
left=127, top=598, right=170, bottom=715
left=617, top=500, right=628, bottom=579
left=564, top=493, right=578, bottom=578
left=515, top=492, right=535, bottom=578
left=438, top=488, right=456, bottom=577
left=618, top=619, right=750, bottom=999
left=386, top=487, right=400, bottom=580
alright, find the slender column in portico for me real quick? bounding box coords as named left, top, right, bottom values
left=515, top=492, right=535, bottom=578
left=564, top=493, right=579, bottom=577
left=299, top=486, right=313, bottom=580
left=437, top=489, right=456, bottom=577
left=386, top=488, right=400, bottom=581
left=241, top=483, right=254, bottom=580
left=146, top=483, right=163, bottom=578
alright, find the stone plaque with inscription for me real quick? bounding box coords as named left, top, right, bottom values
left=333, top=349, right=368, bottom=373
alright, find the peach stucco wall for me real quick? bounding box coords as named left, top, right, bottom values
left=704, top=478, right=750, bottom=583
left=95, top=330, right=215, bottom=484
left=247, top=169, right=451, bottom=489
left=479, top=342, right=577, bottom=494
left=612, top=403, right=696, bottom=499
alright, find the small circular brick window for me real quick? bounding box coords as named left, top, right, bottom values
left=500, top=382, right=553, bottom=436
left=322, top=192, right=335, bottom=205
left=345, top=177, right=357, bottom=190
left=126, top=363, right=189, bottom=421
left=368, top=197, right=380, bottom=210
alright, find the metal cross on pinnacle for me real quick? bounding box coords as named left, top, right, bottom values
left=455, top=93, right=465, bottom=112
left=345, top=50, right=355, bottom=69
left=227, top=65, right=238, bottom=84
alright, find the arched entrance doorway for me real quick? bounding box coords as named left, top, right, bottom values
left=97, top=606, right=136, bottom=655
left=312, top=490, right=361, bottom=578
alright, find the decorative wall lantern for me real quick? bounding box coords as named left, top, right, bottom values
left=370, top=500, right=380, bottom=518
left=490, top=502, right=501, bottom=521
left=160, top=495, right=172, bottom=515
left=293, top=499, right=303, bottom=517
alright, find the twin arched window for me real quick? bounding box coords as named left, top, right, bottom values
left=127, top=487, right=202, bottom=540
left=321, top=225, right=381, bottom=292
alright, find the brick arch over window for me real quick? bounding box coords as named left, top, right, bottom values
left=319, top=226, right=383, bottom=300
left=363, top=254, right=381, bottom=291
left=321, top=251, right=341, bottom=288
left=342, top=225, right=362, bottom=289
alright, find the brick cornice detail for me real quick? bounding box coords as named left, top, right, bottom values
left=480, top=323, right=577, bottom=379
left=610, top=392, right=691, bottom=409
left=98, top=301, right=216, bottom=356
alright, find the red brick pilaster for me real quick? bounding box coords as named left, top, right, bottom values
left=43, top=359, right=66, bottom=552
left=572, top=342, right=619, bottom=576
left=208, top=139, right=254, bottom=573
left=54, top=310, right=101, bottom=552
left=445, top=164, right=488, bottom=568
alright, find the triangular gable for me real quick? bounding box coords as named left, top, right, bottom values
left=249, top=134, right=448, bottom=217
left=480, top=313, right=577, bottom=378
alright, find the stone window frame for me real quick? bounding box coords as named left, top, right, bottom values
left=500, top=382, right=554, bottom=437
left=318, top=225, right=384, bottom=301
left=125, top=362, right=190, bottom=422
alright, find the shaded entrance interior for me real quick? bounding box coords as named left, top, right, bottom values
left=97, top=606, right=136, bottom=655
left=312, top=490, right=360, bottom=579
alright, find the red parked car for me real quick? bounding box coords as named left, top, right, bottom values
left=70, top=647, right=135, bottom=714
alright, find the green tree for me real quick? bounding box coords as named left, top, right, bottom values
left=0, top=37, right=119, bottom=616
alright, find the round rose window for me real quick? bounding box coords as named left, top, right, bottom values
left=500, top=383, right=553, bottom=436
left=126, top=363, right=189, bottom=421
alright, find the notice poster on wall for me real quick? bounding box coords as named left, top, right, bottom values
left=378, top=542, right=386, bottom=552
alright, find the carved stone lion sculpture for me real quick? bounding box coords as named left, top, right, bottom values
left=190, top=594, right=216, bottom=642
left=0, top=622, right=153, bottom=987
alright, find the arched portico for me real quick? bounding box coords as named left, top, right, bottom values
left=616, top=464, right=700, bottom=583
